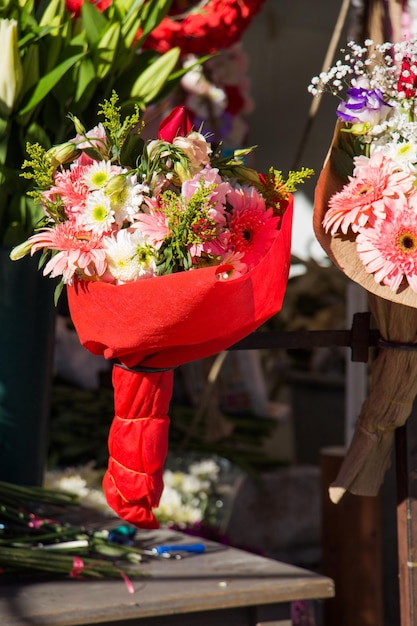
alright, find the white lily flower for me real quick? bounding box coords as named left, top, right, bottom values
left=0, top=19, right=23, bottom=117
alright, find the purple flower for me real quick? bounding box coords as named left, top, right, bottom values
left=336, top=87, right=392, bottom=125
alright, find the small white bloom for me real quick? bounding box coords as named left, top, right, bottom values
left=189, top=458, right=220, bottom=480
left=109, top=174, right=150, bottom=226
left=82, top=190, right=115, bottom=233
left=371, top=140, right=417, bottom=172
left=84, top=161, right=120, bottom=190
left=181, top=474, right=203, bottom=495
left=103, top=228, right=157, bottom=283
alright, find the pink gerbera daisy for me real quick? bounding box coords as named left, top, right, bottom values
left=216, top=251, right=247, bottom=281
left=44, top=161, right=92, bottom=217
left=133, top=197, right=169, bottom=249
left=226, top=185, right=279, bottom=270
left=356, top=201, right=417, bottom=293
left=323, top=152, right=415, bottom=236
left=29, top=221, right=107, bottom=284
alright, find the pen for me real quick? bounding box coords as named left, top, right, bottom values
left=152, top=543, right=206, bottom=555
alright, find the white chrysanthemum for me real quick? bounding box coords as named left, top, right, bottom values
left=82, top=189, right=115, bottom=233
left=103, top=228, right=157, bottom=283
left=54, top=475, right=90, bottom=498
left=163, top=469, right=184, bottom=489
left=110, top=174, right=150, bottom=226
left=189, top=458, right=220, bottom=480
left=181, top=474, right=204, bottom=495
left=155, top=486, right=203, bottom=525
left=84, top=160, right=120, bottom=190
left=44, top=468, right=113, bottom=515
left=371, top=140, right=417, bottom=173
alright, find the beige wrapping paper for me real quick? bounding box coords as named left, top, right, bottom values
left=313, top=123, right=417, bottom=502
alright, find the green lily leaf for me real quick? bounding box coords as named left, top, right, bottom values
left=81, top=1, right=109, bottom=46
left=74, top=57, right=97, bottom=108
left=17, top=51, right=85, bottom=117
left=120, top=0, right=148, bottom=47
left=94, top=22, right=121, bottom=80
left=20, top=44, right=39, bottom=101
left=38, top=0, right=66, bottom=28
left=130, top=47, right=180, bottom=104
left=131, top=0, right=171, bottom=45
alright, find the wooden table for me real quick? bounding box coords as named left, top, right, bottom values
left=0, top=528, right=334, bottom=626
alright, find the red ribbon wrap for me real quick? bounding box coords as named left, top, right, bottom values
left=66, top=197, right=293, bottom=528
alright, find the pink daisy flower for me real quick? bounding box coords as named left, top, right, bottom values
left=323, top=152, right=415, bottom=236
left=45, top=161, right=91, bottom=217
left=29, top=221, right=107, bottom=284
left=133, top=198, right=169, bottom=249
left=226, top=185, right=279, bottom=271
left=216, top=251, right=247, bottom=281
left=356, top=200, right=417, bottom=293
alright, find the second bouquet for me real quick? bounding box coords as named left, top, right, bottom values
left=13, top=93, right=310, bottom=527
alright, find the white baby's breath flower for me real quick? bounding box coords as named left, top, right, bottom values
left=103, top=228, right=157, bottom=283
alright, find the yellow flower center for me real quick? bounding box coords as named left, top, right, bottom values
left=397, top=143, right=412, bottom=157
left=357, top=185, right=371, bottom=196
left=91, top=171, right=108, bottom=187
left=92, top=205, right=107, bottom=221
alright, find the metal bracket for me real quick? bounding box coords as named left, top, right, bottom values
left=229, top=312, right=380, bottom=363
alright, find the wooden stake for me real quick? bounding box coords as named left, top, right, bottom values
left=320, top=446, right=383, bottom=625
left=396, top=412, right=417, bottom=626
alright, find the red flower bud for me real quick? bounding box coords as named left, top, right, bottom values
left=158, top=106, right=192, bottom=142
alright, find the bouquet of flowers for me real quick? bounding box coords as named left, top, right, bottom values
left=0, top=0, right=179, bottom=246
left=13, top=93, right=311, bottom=527
left=310, top=37, right=417, bottom=500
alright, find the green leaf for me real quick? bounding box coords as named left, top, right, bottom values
left=120, top=0, right=147, bottom=47
left=20, top=44, right=39, bottom=100
left=81, top=0, right=109, bottom=46
left=120, top=133, right=145, bottom=168
left=25, top=121, right=51, bottom=148
left=38, top=0, right=66, bottom=27
left=130, top=47, right=180, bottom=104
left=74, top=57, right=97, bottom=107
left=17, top=52, right=85, bottom=116
left=95, top=22, right=121, bottom=80
left=134, top=0, right=172, bottom=44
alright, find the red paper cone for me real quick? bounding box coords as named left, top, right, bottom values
left=67, top=197, right=293, bottom=526
left=103, top=367, right=173, bottom=528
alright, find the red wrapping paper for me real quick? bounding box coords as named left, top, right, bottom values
left=67, top=197, right=293, bottom=527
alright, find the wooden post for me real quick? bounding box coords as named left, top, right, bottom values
left=320, top=446, right=383, bottom=626
left=396, top=409, right=417, bottom=626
